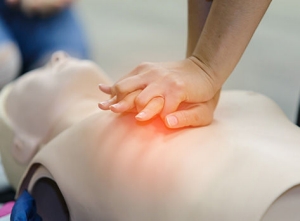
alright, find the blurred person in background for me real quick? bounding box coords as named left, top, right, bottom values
left=0, top=0, right=89, bottom=203
left=0, top=0, right=89, bottom=88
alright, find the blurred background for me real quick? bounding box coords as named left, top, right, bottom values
left=76, top=0, right=300, bottom=122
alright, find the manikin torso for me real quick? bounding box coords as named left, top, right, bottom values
left=18, top=91, right=300, bottom=221
left=0, top=54, right=299, bottom=221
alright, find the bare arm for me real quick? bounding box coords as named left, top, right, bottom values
left=98, top=0, right=272, bottom=128
left=191, top=0, right=272, bottom=90
left=186, top=0, right=212, bottom=57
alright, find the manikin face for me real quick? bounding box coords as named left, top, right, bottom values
left=5, top=51, right=110, bottom=164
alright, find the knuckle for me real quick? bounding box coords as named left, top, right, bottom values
left=149, top=98, right=164, bottom=112
left=140, top=62, right=152, bottom=68
left=173, top=79, right=186, bottom=91
left=135, top=95, right=147, bottom=108
left=192, top=113, right=202, bottom=125
left=176, top=112, right=189, bottom=127
left=122, top=94, right=133, bottom=103
left=166, top=76, right=186, bottom=98
left=176, top=108, right=213, bottom=128
left=135, top=74, right=148, bottom=88
left=165, top=75, right=185, bottom=91
left=136, top=62, right=153, bottom=72
left=166, top=80, right=187, bottom=102
left=114, top=82, right=124, bottom=94
left=193, top=109, right=213, bottom=127
left=165, top=88, right=188, bottom=105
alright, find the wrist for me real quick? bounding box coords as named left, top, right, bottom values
left=187, top=55, right=221, bottom=94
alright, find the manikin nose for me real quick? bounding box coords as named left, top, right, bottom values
left=50, top=51, right=69, bottom=64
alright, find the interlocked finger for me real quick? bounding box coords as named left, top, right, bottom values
left=98, top=96, right=117, bottom=110
left=135, top=96, right=164, bottom=121
left=98, top=84, right=112, bottom=95
left=109, top=90, right=142, bottom=113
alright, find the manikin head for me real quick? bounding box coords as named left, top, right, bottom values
left=4, top=51, right=111, bottom=165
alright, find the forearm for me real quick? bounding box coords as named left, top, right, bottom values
left=186, top=0, right=212, bottom=57
left=191, top=0, right=272, bottom=90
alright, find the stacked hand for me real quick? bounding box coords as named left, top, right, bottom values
left=98, top=56, right=221, bottom=129
left=5, top=0, right=73, bottom=16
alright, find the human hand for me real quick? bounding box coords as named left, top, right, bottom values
left=5, top=0, right=73, bottom=16
left=98, top=57, right=221, bottom=128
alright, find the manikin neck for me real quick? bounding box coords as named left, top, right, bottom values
left=46, top=96, right=100, bottom=144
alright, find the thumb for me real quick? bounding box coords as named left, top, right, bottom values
left=164, top=104, right=214, bottom=129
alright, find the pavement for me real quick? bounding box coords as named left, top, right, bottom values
left=76, top=0, right=300, bottom=122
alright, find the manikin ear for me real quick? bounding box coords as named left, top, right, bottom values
left=12, top=136, right=39, bottom=165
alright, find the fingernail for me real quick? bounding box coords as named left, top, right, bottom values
left=99, top=84, right=110, bottom=92
left=110, top=103, right=120, bottom=110
left=98, top=84, right=104, bottom=90
left=136, top=111, right=146, bottom=120
left=166, top=115, right=178, bottom=127
left=98, top=101, right=108, bottom=107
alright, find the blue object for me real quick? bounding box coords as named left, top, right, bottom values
left=11, top=190, right=42, bottom=221
left=0, top=0, right=89, bottom=73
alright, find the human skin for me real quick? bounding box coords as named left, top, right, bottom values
left=98, top=0, right=272, bottom=129
left=1, top=53, right=300, bottom=221
left=5, top=0, right=74, bottom=15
